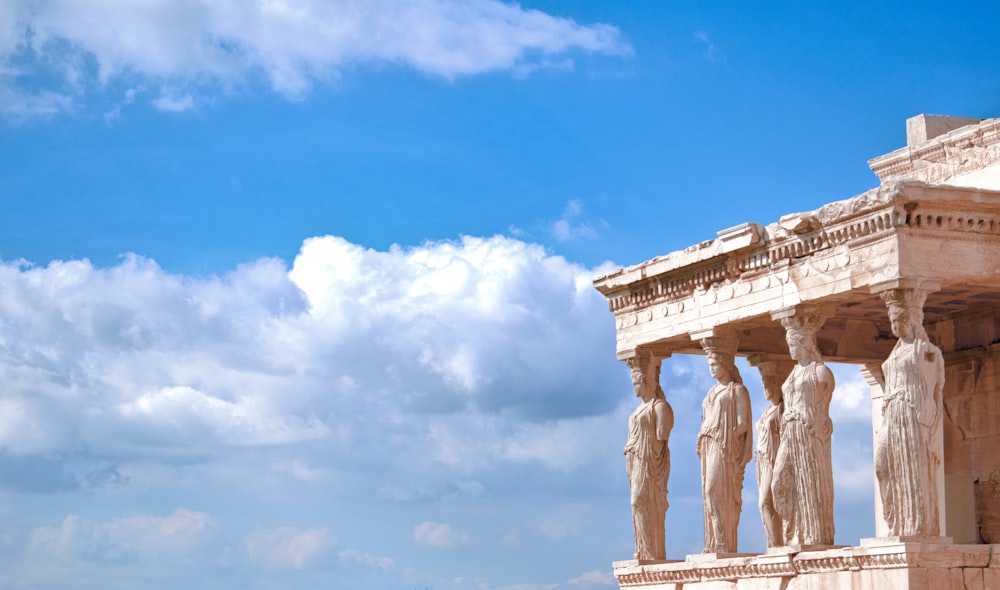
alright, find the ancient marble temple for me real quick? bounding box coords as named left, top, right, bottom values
left=594, top=114, right=1000, bottom=589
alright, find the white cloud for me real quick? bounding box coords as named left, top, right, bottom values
left=0, top=233, right=633, bottom=587
left=0, top=84, right=73, bottom=118
left=0, top=0, right=629, bottom=115
left=245, top=526, right=331, bottom=569
left=552, top=200, right=603, bottom=241
left=694, top=31, right=718, bottom=62
left=413, top=521, right=470, bottom=547
left=338, top=548, right=394, bottom=570
left=828, top=364, right=874, bottom=423
left=152, top=92, right=196, bottom=112
left=101, top=508, right=219, bottom=553
left=116, top=385, right=329, bottom=447
left=567, top=569, right=615, bottom=586
left=0, top=235, right=620, bottom=483
left=28, top=509, right=218, bottom=560
left=499, top=403, right=629, bottom=471
left=270, top=459, right=327, bottom=482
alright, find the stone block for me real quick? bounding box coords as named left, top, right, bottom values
left=983, top=568, right=1000, bottom=589
left=962, top=567, right=985, bottom=590
left=906, top=114, right=981, bottom=147
left=926, top=568, right=964, bottom=590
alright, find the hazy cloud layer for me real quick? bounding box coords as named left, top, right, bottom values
left=246, top=526, right=331, bottom=569
left=413, top=521, right=470, bottom=548
left=28, top=509, right=218, bottom=561
left=0, top=0, right=629, bottom=115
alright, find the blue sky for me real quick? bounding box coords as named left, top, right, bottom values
left=0, top=1, right=998, bottom=589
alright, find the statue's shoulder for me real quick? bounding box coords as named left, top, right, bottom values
left=653, top=397, right=674, bottom=417
left=811, top=362, right=835, bottom=387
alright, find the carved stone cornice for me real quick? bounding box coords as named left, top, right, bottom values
left=593, top=180, right=1000, bottom=359
left=595, top=182, right=1000, bottom=317
left=869, top=117, right=1000, bottom=185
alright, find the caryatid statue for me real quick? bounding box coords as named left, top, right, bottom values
left=697, top=336, right=753, bottom=553
left=624, top=352, right=674, bottom=561
left=875, top=288, right=945, bottom=537
left=751, top=357, right=794, bottom=548
left=772, top=306, right=836, bottom=546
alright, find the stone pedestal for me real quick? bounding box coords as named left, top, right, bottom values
left=613, top=542, right=1000, bottom=589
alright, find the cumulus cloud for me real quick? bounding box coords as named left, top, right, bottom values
left=0, top=0, right=629, bottom=115
left=828, top=364, right=874, bottom=423
left=413, top=521, right=470, bottom=548
left=245, top=526, right=331, bottom=569
left=0, top=235, right=620, bottom=482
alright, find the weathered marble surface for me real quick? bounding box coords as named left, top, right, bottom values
left=875, top=288, right=946, bottom=537
left=752, top=358, right=794, bottom=548
left=598, top=113, right=1000, bottom=587
left=613, top=542, right=999, bottom=590
left=697, top=336, right=752, bottom=553
left=624, top=353, right=673, bottom=561
left=772, top=306, right=836, bottom=547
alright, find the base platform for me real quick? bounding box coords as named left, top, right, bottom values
left=613, top=541, right=1000, bottom=589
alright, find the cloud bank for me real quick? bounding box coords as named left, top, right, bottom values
left=0, top=234, right=619, bottom=475
left=0, top=0, right=629, bottom=115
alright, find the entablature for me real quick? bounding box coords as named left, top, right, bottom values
left=594, top=181, right=1000, bottom=361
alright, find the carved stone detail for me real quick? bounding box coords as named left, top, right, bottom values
left=624, top=352, right=674, bottom=561
left=874, top=287, right=946, bottom=538
left=614, top=541, right=987, bottom=587
left=749, top=356, right=795, bottom=548
left=697, top=334, right=752, bottom=553
left=772, top=306, right=836, bottom=546
left=870, top=117, right=1000, bottom=185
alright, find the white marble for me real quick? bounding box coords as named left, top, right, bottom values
left=697, top=336, right=752, bottom=553
left=875, top=287, right=946, bottom=537
left=624, top=352, right=674, bottom=561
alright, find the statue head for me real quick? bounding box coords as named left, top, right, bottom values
left=699, top=333, right=742, bottom=385
left=880, top=288, right=928, bottom=342
left=780, top=306, right=827, bottom=364
left=626, top=351, right=664, bottom=400
left=756, top=362, right=790, bottom=405
left=704, top=350, right=743, bottom=386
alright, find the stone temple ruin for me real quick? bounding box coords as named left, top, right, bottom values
left=594, top=114, right=1000, bottom=589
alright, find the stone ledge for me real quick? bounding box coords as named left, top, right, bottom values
left=613, top=543, right=997, bottom=587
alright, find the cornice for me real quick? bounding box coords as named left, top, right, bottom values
left=869, top=117, right=1000, bottom=184
left=594, top=182, right=1000, bottom=319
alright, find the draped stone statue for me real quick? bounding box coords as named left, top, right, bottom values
left=697, top=337, right=753, bottom=553
left=875, top=288, right=945, bottom=537
left=772, top=307, right=836, bottom=546
left=752, top=359, right=793, bottom=548
left=624, top=352, right=674, bottom=561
